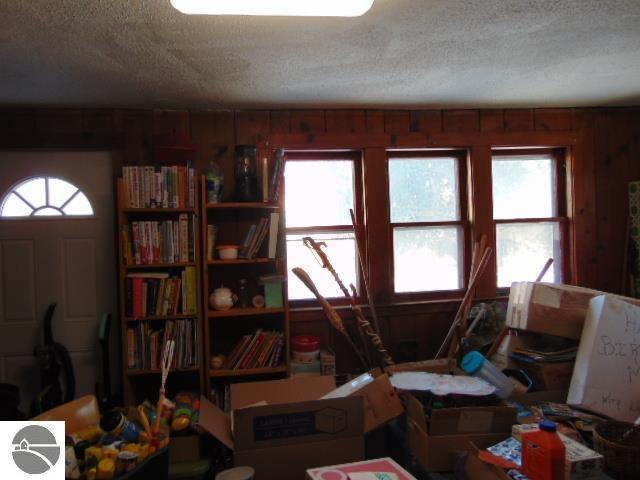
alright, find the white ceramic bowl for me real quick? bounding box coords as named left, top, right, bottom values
left=216, top=245, right=240, bottom=260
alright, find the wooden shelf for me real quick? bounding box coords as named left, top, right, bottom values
left=208, top=307, right=286, bottom=318
left=124, top=262, right=196, bottom=269
left=209, top=365, right=287, bottom=378
left=123, top=314, right=197, bottom=322
left=122, top=207, right=196, bottom=213
left=207, top=258, right=275, bottom=265
left=205, top=202, right=279, bottom=210
left=126, top=367, right=200, bottom=376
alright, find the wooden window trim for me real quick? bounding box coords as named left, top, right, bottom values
left=284, top=150, right=364, bottom=307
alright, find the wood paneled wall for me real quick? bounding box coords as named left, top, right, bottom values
left=2, top=106, right=639, bottom=371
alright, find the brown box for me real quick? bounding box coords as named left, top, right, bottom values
left=321, top=371, right=405, bottom=433
left=515, top=360, right=575, bottom=391
left=198, top=376, right=366, bottom=480
left=169, top=434, right=201, bottom=463
left=506, top=282, right=640, bottom=339
left=392, top=361, right=516, bottom=472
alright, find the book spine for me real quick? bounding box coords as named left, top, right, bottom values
left=127, top=328, right=136, bottom=368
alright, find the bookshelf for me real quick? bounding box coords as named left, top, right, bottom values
left=200, top=170, right=290, bottom=405
left=117, top=168, right=205, bottom=405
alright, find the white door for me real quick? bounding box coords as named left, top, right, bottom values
left=0, top=151, right=116, bottom=413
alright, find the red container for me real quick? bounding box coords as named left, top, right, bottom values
left=292, top=335, right=321, bottom=352
left=522, top=420, right=566, bottom=480
left=292, top=335, right=321, bottom=364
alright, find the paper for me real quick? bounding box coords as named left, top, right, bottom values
left=568, top=295, right=640, bottom=422
left=390, top=372, right=496, bottom=396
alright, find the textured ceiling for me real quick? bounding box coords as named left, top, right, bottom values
left=1, top=0, right=640, bottom=108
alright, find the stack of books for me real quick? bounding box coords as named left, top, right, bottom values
left=238, top=212, right=279, bottom=259
left=122, top=165, right=195, bottom=208
left=124, top=268, right=198, bottom=317
left=126, top=318, right=199, bottom=370
left=121, top=214, right=196, bottom=265
left=221, top=329, right=284, bottom=370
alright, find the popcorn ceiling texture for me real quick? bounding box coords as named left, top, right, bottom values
left=1, top=0, right=639, bottom=108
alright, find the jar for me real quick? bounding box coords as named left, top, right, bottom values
left=461, top=351, right=514, bottom=398
left=234, top=145, right=258, bottom=202
left=209, top=287, right=237, bottom=311
left=292, top=335, right=321, bottom=364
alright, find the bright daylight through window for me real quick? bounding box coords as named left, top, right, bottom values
left=284, top=155, right=358, bottom=300
left=389, top=153, right=464, bottom=293
left=0, top=177, right=94, bottom=217
left=492, top=152, right=564, bottom=287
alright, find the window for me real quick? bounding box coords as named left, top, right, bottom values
left=492, top=150, right=566, bottom=288
left=284, top=152, right=361, bottom=300
left=388, top=151, right=467, bottom=293
left=0, top=177, right=94, bottom=217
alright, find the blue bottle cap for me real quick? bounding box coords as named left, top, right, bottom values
left=461, top=351, right=486, bottom=375
left=539, top=419, right=557, bottom=432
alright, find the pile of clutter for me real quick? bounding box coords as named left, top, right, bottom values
left=65, top=392, right=200, bottom=479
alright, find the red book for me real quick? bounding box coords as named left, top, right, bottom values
left=223, top=335, right=250, bottom=369
left=240, top=332, right=266, bottom=369
left=132, top=277, right=144, bottom=317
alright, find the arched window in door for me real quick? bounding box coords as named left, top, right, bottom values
left=0, top=177, right=94, bottom=217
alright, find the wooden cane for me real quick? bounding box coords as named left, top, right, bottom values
left=292, top=267, right=370, bottom=370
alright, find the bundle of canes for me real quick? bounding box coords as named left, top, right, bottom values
left=435, top=246, right=492, bottom=360
left=302, top=237, right=394, bottom=367
left=292, top=267, right=370, bottom=370
left=153, top=339, right=175, bottom=435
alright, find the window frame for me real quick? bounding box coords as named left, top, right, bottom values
left=492, top=148, right=569, bottom=293
left=386, top=149, right=471, bottom=301
left=284, top=150, right=365, bottom=306
left=0, top=175, right=95, bottom=219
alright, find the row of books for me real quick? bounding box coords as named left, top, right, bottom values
left=121, top=215, right=196, bottom=265
left=238, top=212, right=280, bottom=259
left=122, top=165, right=195, bottom=209
left=221, top=330, right=284, bottom=370
left=126, top=318, right=199, bottom=370
left=125, top=268, right=198, bottom=318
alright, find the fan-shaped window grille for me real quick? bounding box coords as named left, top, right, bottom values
left=0, top=177, right=94, bottom=217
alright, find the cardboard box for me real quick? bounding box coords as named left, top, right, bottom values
left=199, top=376, right=364, bottom=480
left=391, top=361, right=516, bottom=471
left=306, top=457, right=417, bottom=480
left=506, top=282, right=640, bottom=340
left=568, top=295, right=640, bottom=422
left=169, top=434, right=201, bottom=463
left=514, top=360, right=575, bottom=391
left=322, top=371, right=405, bottom=433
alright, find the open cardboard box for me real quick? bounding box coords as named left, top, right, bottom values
left=389, top=360, right=516, bottom=472
left=199, top=373, right=404, bottom=480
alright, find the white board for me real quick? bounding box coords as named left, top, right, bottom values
left=568, top=295, right=640, bottom=422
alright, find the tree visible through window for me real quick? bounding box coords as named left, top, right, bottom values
left=0, top=177, right=94, bottom=217
left=388, top=152, right=466, bottom=293
left=492, top=150, right=565, bottom=287
left=284, top=152, right=360, bottom=300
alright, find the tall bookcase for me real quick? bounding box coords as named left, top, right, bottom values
left=200, top=175, right=290, bottom=404
left=117, top=172, right=205, bottom=405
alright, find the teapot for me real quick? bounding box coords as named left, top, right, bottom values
left=209, top=286, right=237, bottom=311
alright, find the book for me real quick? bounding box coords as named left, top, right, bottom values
left=268, top=212, right=279, bottom=258
left=206, top=225, right=217, bottom=261
left=239, top=224, right=257, bottom=259
left=122, top=165, right=195, bottom=209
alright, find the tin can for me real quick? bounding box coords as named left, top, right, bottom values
left=115, top=451, right=139, bottom=476
left=100, top=409, right=140, bottom=443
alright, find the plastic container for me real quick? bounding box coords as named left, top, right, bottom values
left=461, top=351, right=514, bottom=398
left=216, top=245, right=240, bottom=260
left=205, top=160, right=224, bottom=204
left=522, top=420, right=566, bottom=480
left=215, top=466, right=254, bottom=480
left=292, top=335, right=321, bottom=364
